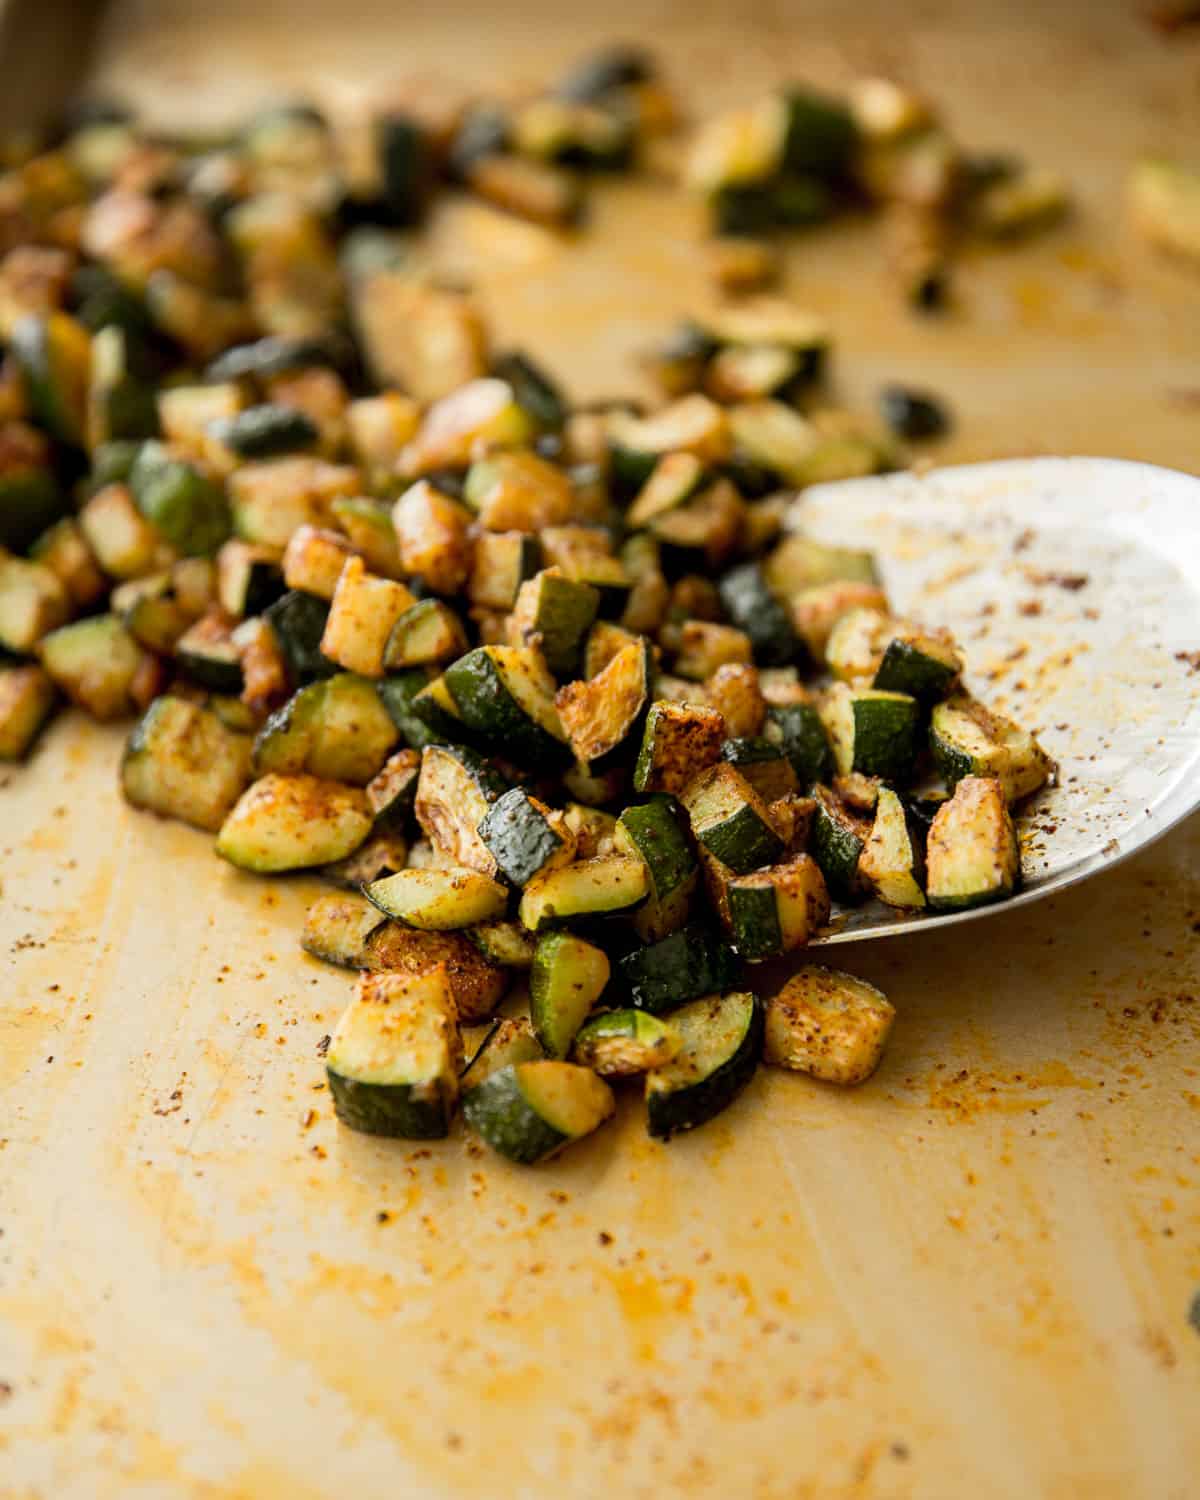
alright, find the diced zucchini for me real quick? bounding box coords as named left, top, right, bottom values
left=39, top=614, right=156, bottom=720
left=819, top=682, right=920, bottom=782
left=29, top=517, right=105, bottom=608
left=0, top=552, right=69, bottom=653
left=87, top=326, right=158, bottom=449
left=459, top=1017, right=543, bottom=1092
left=673, top=621, right=752, bottom=681
left=648, top=479, right=745, bottom=569
left=10, top=312, right=90, bottom=446
left=383, top=598, right=468, bottom=670
left=583, top=621, right=640, bottom=679
left=929, top=696, right=1052, bottom=804
left=720, top=737, right=799, bottom=801
left=320, top=826, right=410, bottom=888
left=121, top=696, right=252, bottom=831
left=531, top=930, right=611, bottom=1057
left=413, top=743, right=510, bottom=875
left=120, top=569, right=195, bottom=659
left=327, top=969, right=461, bottom=1139
left=705, top=663, right=767, bottom=740
left=725, top=854, right=830, bottom=960
left=79, top=483, right=162, bottom=581
left=228, top=456, right=360, bottom=549
left=211, top=403, right=319, bottom=459
left=718, top=560, right=797, bottom=668
left=175, top=613, right=244, bottom=694
left=833, top=772, right=882, bottom=814
left=281, top=524, right=359, bottom=601
left=618, top=533, right=670, bottom=635
left=321, top=555, right=416, bottom=678
left=375, top=669, right=441, bottom=751
left=859, top=786, right=926, bottom=909
left=825, top=607, right=892, bottom=682
left=556, top=639, right=654, bottom=773
left=626, top=451, right=706, bottom=530
left=365, top=866, right=508, bottom=930
left=490, top=350, right=567, bottom=430
left=330, top=495, right=404, bottom=577
left=763, top=534, right=880, bottom=597
left=400, top=377, right=533, bottom=476
left=764, top=967, right=894, bottom=1084
left=828, top=607, right=963, bottom=702
left=809, top=784, right=870, bottom=901
left=608, top=395, right=731, bottom=494
left=559, top=552, right=631, bottom=621
left=614, top=795, right=698, bottom=941
left=469, top=530, right=542, bottom=611
left=645, top=991, right=762, bottom=1140
left=633, top=700, right=726, bottom=796
left=444, top=645, right=571, bottom=768
left=216, top=772, right=372, bottom=872
left=466, top=153, right=583, bottom=228
left=705, top=343, right=801, bottom=403
left=356, top=923, right=508, bottom=1023
left=392, top=480, right=472, bottom=595
left=462, top=1059, right=614, bottom=1164
left=479, top=786, right=576, bottom=887
left=256, top=675, right=403, bottom=791
left=574, top=1009, right=681, bottom=1076
left=302, top=891, right=388, bottom=968
left=411, top=671, right=477, bottom=745
left=0, top=664, right=56, bottom=760
left=128, top=442, right=230, bottom=556
left=0, top=433, right=67, bottom=555
left=617, top=920, right=740, bottom=1015
left=926, top=775, right=1020, bottom=911
left=764, top=701, right=833, bottom=786
left=508, top=568, right=599, bottom=678
left=518, top=854, right=649, bottom=931
left=681, top=761, right=784, bottom=875
left=263, top=589, right=335, bottom=685
left=213, top=540, right=282, bottom=620
left=563, top=802, right=619, bottom=858
left=366, top=747, right=421, bottom=824
left=467, top=920, right=537, bottom=968
left=791, top=581, right=892, bottom=664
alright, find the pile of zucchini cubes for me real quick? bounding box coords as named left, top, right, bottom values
left=0, top=50, right=1055, bottom=1165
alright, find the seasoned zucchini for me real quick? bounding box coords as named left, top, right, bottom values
left=764, top=700, right=833, bottom=786
left=764, top=967, right=894, bottom=1084
left=467, top=920, right=537, bottom=968
left=214, top=770, right=371, bottom=872
left=645, top=991, right=762, bottom=1140
left=86, top=326, right=159, bottom=449
left=614, top=794, right=698, bottom=940
left=281, top=524, right=359, bottom=601
left=29, top=517, right=106, bottom=609
left=411, top=671, right=477, bottom=746
left=792, top=581, right=892, bottom=664
left=301, top=891, right=387, bottom=968
left=764, top=534, right=880, bottom=597
left=469, top=530, right=542, bottom=611
left=228, top=456, right=360, bottom=549
left=392, top=480, right=472, bottom=595
left=463, top=450, right=574, bottom=533
left=459, top=1017, right=542, bottom=1092
left=77, top=482, right=161, bottom=581
left=366, top=747, right=421, bottom=824
left=121, top=696, right=252, bottom=831
left=704, top=663, right=766, bottom=740
left=211, top=403, right=319, bottom=459
left=383, top=599, right=468, bottom=670
left=356, top=923, right=508, bottom=1022
left=0, top=663, right=56, bottom=760
left=819, top=682, right=919, bottom=782
left=508, top=568, right=599, bottom=678
left=827, top=607, right=962, bottom=702
left=929, top=696, right=1052, bottom=804
left=563, top=802, right=619, bottom=858
left=925, top=775, right=1020, bottom=911
left=859, top=786, right=926, bottom=909
left=724, top=854, right=830, bottom=960
left=649, top=479, right=745, bottom=569
left=330, top=495, right=404, bottom=577
left=556, top=639, right=654, bottom=773
left=0, top=430, right=66, bottom=555
left=518, top=854, right=648, bottom=931
left=720, top=737, right=799, bottom=801
left=530, top=931, right=611, bottom=1057
left=365, top=866, right=509, bottom=930
left=809, top=784, right=870, bottom=901
left=320, top=827, right=410, bottom=889
left=573, top=1010, right=681, bottom=1076
left=400, top=377, right=532, bottom=477
left=39, top=614, right=156, bottom=720
left=633, top=700, right=726, bottom=795
left=443, top=645, right=571, bottom=768
left=463, top=1059, right=614, bottom=1164
left=718, top=560, right=797, bottom=668
left=618, top=921, right=740, bottom=1015
left=10, top=312, right=90, bottom=446
left=674, top=621, right=753, bottom=681
left=0, top=552, right=69, bottom=654
left=626, top=451, right=706, bottom=530
left=680, top=761, right=785, bottom=875
left=490, top=350, right=567, bottom=430
left=129, top=442, right=230, bottom=556
left=173, top=613, right=244, bottom=694
left=327, top=969, right=461, bottom=1139
left=413, top=744, right=510, bottom=875
left=263, top=589, right=335, bottom=684
left=608, top=395, right=731, bottom=494
left=321, top=556, right=416, bottom=678
left=479, top=786, right=576, bottom=887
left=213, top=540, right=283, bottom=622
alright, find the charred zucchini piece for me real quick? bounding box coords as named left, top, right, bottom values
left=479, top=786, right=576, bottom=887
left=681, top=761, right=784, bottom=875
left=614, top=795, right=698, bottom=941
left=725, top=854, right=830, bottom=960
left=467, top=920, right=537, bottom=969
left=0, top=664, right=56, bottom=760
left=263, top=589, right=335, bottom=684
left=617, top=921, right=740, bottom=1016
left=530, top=931, right=611, bottom=1057
left=929, top=696, right=1052, bottom=804
left=718, top=561, right=797, bottom=669
left=556, top=639, right=654, bottom=773
left=820, top=682, right=919, bottom=783
left=926, top=775, right=1020, bottom=911
left=462, top=1059, right=614, bottom=1164
left=216, top=773, right=371, bottom=872
left=414, top=744, right=510, bottom=875
left=859, top=786, right=926, bottom=909
left=321, top=556, right=416, bottom=678
left=383, top=598, right=468, bottom=669
left=39, top=614, right=154, bottom=720
left=764, top=701, right=832, bottom=787
left=443, top=645, right=571, bottom=767
left=175, top=614, right=243, bottom=694
left=518, top=854, right=649, bottom=932
left=509, top=568, right=599, bottom=678
left=365, top=866, right=509, bottom=930
left=0, top=552, right=69, bottom=654
left=121, top=696, right=252, bottom=831
left=301, top=891, right=387, bottom=969
left=809, top=784, right=870, bottom=901
left=764, top=967, right=894, bottom=1084
left=645, top=991, right=762, bottom=1140
left=327, top=969, right=460, bottom=1139
left=356, top=923, right=508, bottom=1023
left=720, top=737, right=799, bottom=801
left=129, top=442, right=230, bottom=556
left=633, top=700, right=726, bottom=796
left=573, top=1009, right=681, bottom=1076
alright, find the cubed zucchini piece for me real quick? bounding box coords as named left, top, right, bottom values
left=10, top=312, right=90, bottom=446
left=791, top=581, right=892, bottom=664
left=467, top=920, right=537, bottom=969
left=327, top=969, right=461, bottom=1139
left=29, top=517, right=106, bottom=609
left=383, top=598, right=469, bottom=669
left=462, top=1059, right=614, bottom=1164
left=633, top=700, right=725, bottom=795
left=366, top=747, right=421, bottom=825
left=725, top=854, right=830, bottom=960
left=617, top=920, right=740, bottom=1015
left=764, top=967, right=894, bottom=1084
left=281, top=524, right=359, bottom=601
left=681, top=761, right=785, bottom=875
left=518, top=854, right=648, bottom=931
left=79, top=482, right=163, bottom=581
left=87, top=326, right=158, bottom=449
left=211, top=403, right=319, bottom=459
left=608, top=395, right=731, bottom=493
left=929, top=696, right=1052, bottom=804
left=530, top=931, right=611, bottom=1057
left=121, top=696, right=252, bottom=831
left=215, top=539, right=283, bottom=619
left=301, top=891, right=388, bottom=969
left=443, top=645, right=571, bottom=768
left=400, top=377, right=532, bottom=476
left=859, top=786, right=926, bottom=909
left=365, top=866, right=509, bottom=930
left=392, top=480, right=472, bottom=595
left=509, top=568, right=599, bottom=678
left=719, top=737, right=799, bottom=801
left=320, top=556, right=416, bottom=678
left=175, top=613, right=243, bottom=694
left=648, top=479, right=745, bottom=569
left=626, top=451, right=706, bottom=529
left=0, top=664, right=56, bottom=760
left=763, top=534, right=880, bottom=597
left=0, top=551, right=69, bottom=653
left=556, top=639, right=654, bottom=773
left=228, top=456, right=360, bottom=548
left=764, top=701, right=833, bottom=786
left=717, top=560, right=797, bottom=668
left=819, top=682, right=919, bottom=782
left=645, top=990, right=762, bottom=1140
left=355, top=922, right=508, bottom=1023
left=413, top=743, right=510, bottom=875
left=39, top=614, right=157, bottom=720
left=573, top=1009, right=681, bottom=1076
left=926, top=775, right=1020, bottom=911
left=0, top=431, right=66, bottom=554
left=331, top=495, right=404, bottom=578
left=809, top=784, right=871, bottom=901
left=674, top=621, right=753, bottom=681
left=1130, top=158, right=1200, bottom=263
left=263, top=589, right=335, bottom=685
left=129, top=441, right=230, bottom=556
left=462, top=450, right=575, bottom=533
left=479, top=786, right=576, bottom=887
left=469, top=530, right=543, bottom=611
left=614, top=795, right=698, bottom=941
left=216, top=773, right=371, bottom=872
left=252, top=672, right=400, bottom=785
left=459, top=1017, right=543, bottom=1092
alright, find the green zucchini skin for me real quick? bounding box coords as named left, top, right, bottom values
left=718, top=562, right=798, bottom=668
left=444, top=648, right=571, bottom=768
left=212, top=404, right=320, bottom=459
left=720, top=737, right=799, bottom=802
left=174, top=623, right=244, bottom=695
left=926, top=775, right=1021, bottom=911
left=727, top=883, right=782, bottom=961
left=573, top=1009, right=680, bottom=1075
left=205, top=335, right=342, bottom=385
left=530, top=930, right=610, bottom=1057
left=10, top=314, right=87, bottom=446
left=490, top=351, right=567, bottom=430
left=810, top=786, right=869, bottom=901
left=0, top=469, right=66, bottom=554
left=376, top=670, right=441, bottom=751
left=480, top=786, right=572, bottom=887
left=129, top=442, right=231, bottom=555
left=462, top=1065, right=568, bottom=1164
left=615, top=794, right=698, bottom=939
left=263, top=589, right=336, bottom=684
left=765, top=703, right=833, bottom=786
left=645, top=991, right=763, bottom=1140
left=682, top=764, right=785, bottom=876
left=326, top=1069, right=453, bottom=1139
left=872, top=639, right=958, bottom=703
left=618, top=921, right=741, bottom=1015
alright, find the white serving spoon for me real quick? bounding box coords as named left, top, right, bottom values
left=797, top=457, right=1200, bottom=944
